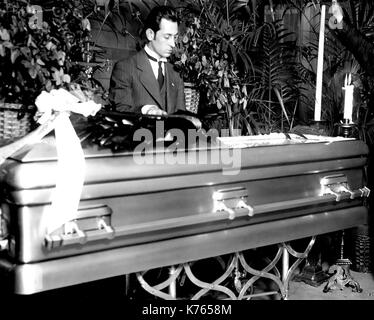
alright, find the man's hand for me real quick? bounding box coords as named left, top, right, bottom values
left=141, top=104, right=168, bottom=116
left=187, top=116, right=202, bottom=130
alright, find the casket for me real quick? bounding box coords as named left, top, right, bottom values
left=0, top=133, right=370, bottom=294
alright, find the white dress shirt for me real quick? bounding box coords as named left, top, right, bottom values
left=141, top=45, right=168, bottom=115
left=144, top=45, right=167, bottom=79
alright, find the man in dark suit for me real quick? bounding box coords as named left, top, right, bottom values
left=109, top=6, right=186, bottom=116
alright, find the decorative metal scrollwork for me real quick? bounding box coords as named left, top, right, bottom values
left=135, top=237, right=316, bottom=300
left=282, top=236, right=316, bottom=298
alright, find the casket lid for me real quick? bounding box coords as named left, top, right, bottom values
left=7, top=133, right=361, bottom=163
left=9, top=136, right=122, bottom=162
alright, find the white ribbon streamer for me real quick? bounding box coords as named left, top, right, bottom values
left=46, top=113, right=86, bottom=233
left=35, top=88, right=101, bottom=234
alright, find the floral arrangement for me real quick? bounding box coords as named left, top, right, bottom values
left=170, top=5, right=250, bottom=135
left=171, top=15, right=202, bottom=85
left=171, top=0, right=306, bottom=136
left=0, top=0, right=94, bottom=114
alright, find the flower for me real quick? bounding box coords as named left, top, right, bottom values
left=170, top=8, right=249, bottom=114
left=171, top=16, right=203, bottom=84
left=169, top=1, right=256, bottom=135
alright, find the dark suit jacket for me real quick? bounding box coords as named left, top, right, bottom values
left=109, top=49, right=186, bottom=114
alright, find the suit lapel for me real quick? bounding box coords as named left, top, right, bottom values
left=137, top=50, right=163, bottom=107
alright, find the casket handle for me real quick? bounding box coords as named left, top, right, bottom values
left=44, top=204, right=115, bottom=250
left=213, top=187, right=254, bottom=220
left=44, top=181, right=370, bottom=250
left=320, top=174, right=370, bottom=201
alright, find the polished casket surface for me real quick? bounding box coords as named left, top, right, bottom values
left=0, top=133, right=370, bottom=294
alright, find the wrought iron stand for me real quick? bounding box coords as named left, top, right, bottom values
left=135, top=237, right=316, bottom=300
left=323, top=230, right=362, bottom=293
left=322, top=118, right=363, bottom=293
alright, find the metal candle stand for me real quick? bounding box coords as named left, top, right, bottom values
left=338, top=119, right=357, bottom=138
left=293, top=119, right=330, bottom=287
left=323, top=230, right=362, bottom=293
left=292, top=237, right=330, bottom=287
left=296, top=118, right=362, bottom=291
left=323, top=118, right=362, bottom=293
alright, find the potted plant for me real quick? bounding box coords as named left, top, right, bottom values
left=170, top=12, right=202, bottom=115
left=171, top=0, right=306, bottom=135
left=0, top=0, right=96, bottom=139
left=170, top=0, right=255, bottom=135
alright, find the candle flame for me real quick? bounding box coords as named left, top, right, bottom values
left=344, top=73, right=352, bottom=87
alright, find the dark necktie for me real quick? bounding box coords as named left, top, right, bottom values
left=157, top=61, right=164, bottom=89
left=146, top=52, right=164, bottom=89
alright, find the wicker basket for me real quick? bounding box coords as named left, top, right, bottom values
left=184, top=82, right=200, bottom=114
left=0, top=103, right=33, bottom=140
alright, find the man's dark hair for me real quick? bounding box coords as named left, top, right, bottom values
left=144, top=5, right=179, bottom=33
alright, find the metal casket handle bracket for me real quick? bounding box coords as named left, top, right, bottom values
left=359, top=186, right=371, bottom=198
left=237, top=199, right=254, bottom=216
left=44, top=204, right=115, bottom=250
left=213, top=187, right=254, bottom=220
left=320, top=174, right=371, bottom=202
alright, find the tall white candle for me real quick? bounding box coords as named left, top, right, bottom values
left=314, top=5, right=326, bottom=121
left=343, top=73, right=354, bottom=122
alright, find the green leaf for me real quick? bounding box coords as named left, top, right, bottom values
left=10, top=49, right=20, bottom=63
left=217, top=99, right=222, bottom=109
left=2, top=41, right=13, bottom=49
left=28, top=66, right=38, bottom=79
left=231, top=94, right=238, bottom=103
left=27, top=34, right=37, bottom=48
left=36, top=58, right=45, bottom=66
left=45, top=80, right=53, bottom=91
left=20, top=46, right=31, bottom=57
left=0, top=28, right=10, bottom=41
left=274, top=87, right=290, bottom=125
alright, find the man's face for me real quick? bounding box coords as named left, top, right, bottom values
left=147, top=18, right=178, bottom=58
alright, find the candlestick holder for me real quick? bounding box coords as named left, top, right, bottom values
left=323, top=230, right=362, bottom=293
left=338, top=119, right=357, bottom=138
